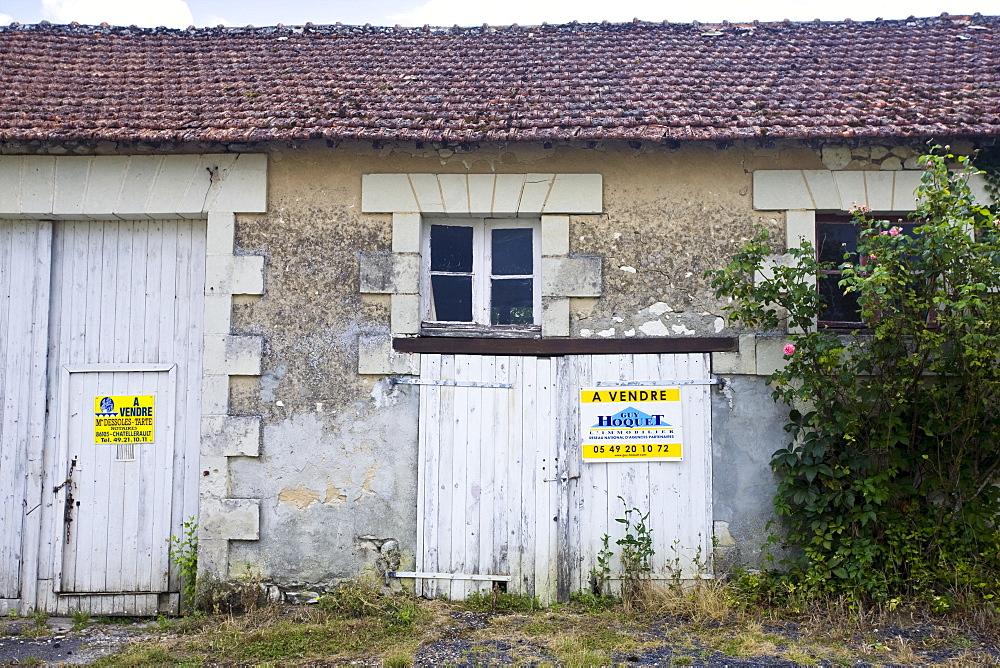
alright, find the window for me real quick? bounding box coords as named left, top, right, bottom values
left=422, top=218, right=541, bottom=332
left=816, top=214, right=916, bottom=328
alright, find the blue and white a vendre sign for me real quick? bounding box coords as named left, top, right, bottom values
left=580, top=386, right=684, bottom=462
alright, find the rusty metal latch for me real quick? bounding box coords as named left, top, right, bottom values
left=543, top=472, right=580, bottom=483
left=54, top=456, right=78, bottom=541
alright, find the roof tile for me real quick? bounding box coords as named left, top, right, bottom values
left=1, top=17, right=999, bottom=144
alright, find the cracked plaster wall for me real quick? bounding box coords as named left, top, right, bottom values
left=222, top=138, right=951, bottom=585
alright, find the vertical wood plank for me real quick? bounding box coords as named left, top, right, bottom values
left=472, top=355, right=496, bottom=597
left=492, top=356, right=513, bottom=581
left=447, top=355, right=472, bottom=601
left=431, top=355, right=456, bottom=600
left=0, top=222, right=51, bottom=600
left=532, top=357, right=558, bottom=605
left=415, top=354, right=441, bottom=598
left=179, top=221, right=206, bottom=567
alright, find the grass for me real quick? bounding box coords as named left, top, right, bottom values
left=84, top=583, right=1000, bottom=667
left=71, top=609, right=90, bottom=631
left=462, top=588, right=542, bottom=613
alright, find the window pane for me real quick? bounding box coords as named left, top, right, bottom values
left=818, top=274, right=860, bottom=324
left=430, top=225, right=473, bottom=272
left=817, top=222, right=857, bottom=265
left=431, top=275, right=473, bottom=322
left=491, top=228, right=533, bottom=275
left=491, top=278, right=533, bottom=325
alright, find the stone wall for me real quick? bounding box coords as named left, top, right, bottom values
left=214, top=138, right=959, bottom=588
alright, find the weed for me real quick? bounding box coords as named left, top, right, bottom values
left=888, top=635, right=922, bottom=665
left=19, top=611, right=49, bottom=638
left=615, top=496, right=653, bottom=611
left=644, top=579, right=734, bottom=623
left=71, top=609, right=90, bottom=630
left=90, top=645, right=183, bottom=666
left=194, top=570, right=264, bottom=615
left=590, top=533, right=613, bottom=596
left=463, top=589, right=542, bottom=614
left=551, top=634, right=610, bottom=667
left=569, top=590, right=618, bottom=612
left=169, top=517, right=198, bottom=612
left=577, top=624, right=637, bottom=652
left=17, top=658, right=44, bottom=666
left=317, top=578, right=423, bottom=628
left=383, top=651, right=413, bottom=667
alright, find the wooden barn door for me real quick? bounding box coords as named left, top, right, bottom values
left=43, top=219, right=205, bottom=613
left=415, top=355, right=560, bottom=602
left=416, top=353, right=712, bottom=604
left=0, top=222, right=52, bottom=606
left=557, top=353, right=714, bottom=600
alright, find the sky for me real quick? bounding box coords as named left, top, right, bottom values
left=0, top=0, right=995, bottom=29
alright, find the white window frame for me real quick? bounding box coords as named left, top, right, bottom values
left=420, top=217, right=542, bottom=335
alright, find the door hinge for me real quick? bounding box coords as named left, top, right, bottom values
left=594, top=379, right=723, bottom=386
left=389, top=377, right=513, bottom=389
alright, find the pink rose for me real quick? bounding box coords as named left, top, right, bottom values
left=783, top=344, right=796, bottom=356
left=880, top=231, right=889, bottom=236
left=868, top=252, right=876, bottom=260
left=889, top=227, right=901, bottom=236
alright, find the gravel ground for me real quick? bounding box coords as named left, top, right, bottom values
left=413, top=610, right=1000, bottom=667
left=0, top=617, right=155, bottom=666
left=3, top=607, right=997, bottom=666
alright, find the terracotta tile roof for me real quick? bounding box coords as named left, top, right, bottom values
left=1, top=16, right=998, bottom=145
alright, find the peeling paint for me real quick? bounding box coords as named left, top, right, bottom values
left=624, top=328, right=636, bottom=337
left=671, top=323, right=696, bottom=335
left=580, top=328, right=593, bottom=337
left=720, top=377, right=735, bottom=410
left=619, top=265, right=636, bottom=273
left=355, top=463, right=378, bottom=503
left=324, top=481, right=348, bottom=505
left=648, top=302, right=673, bottom=315
left=638, top=320, right=669, bottom=336
left=714, top=317, right=725, bottom=333
left=597, top=327, right=615, bottom=337
left=278, top=486, right=322, bottom=510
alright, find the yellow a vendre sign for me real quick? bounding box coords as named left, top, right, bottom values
left=94, top=395, right=155, bottom=444
left=580, top=387, right=683, bottom=462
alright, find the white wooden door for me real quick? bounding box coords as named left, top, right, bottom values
left=43, top=220, right=205, bottom=601
left=59, top=369, right=176, bottom=593
left=416, top=355, right=560, bottom=601
left=0, top=222, right=52, bottom=602
left=558, top=353, right=713, bottom=599
left=416, top=353, right=712, bottom=604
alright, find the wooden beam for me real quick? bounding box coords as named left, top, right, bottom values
left=393, top=337, right=738, bottom=356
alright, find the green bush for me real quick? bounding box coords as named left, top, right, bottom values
left=708, top=149, right=1000, bottom=605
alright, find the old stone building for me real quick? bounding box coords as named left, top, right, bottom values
left=0, top=15, right=997, bottom=613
